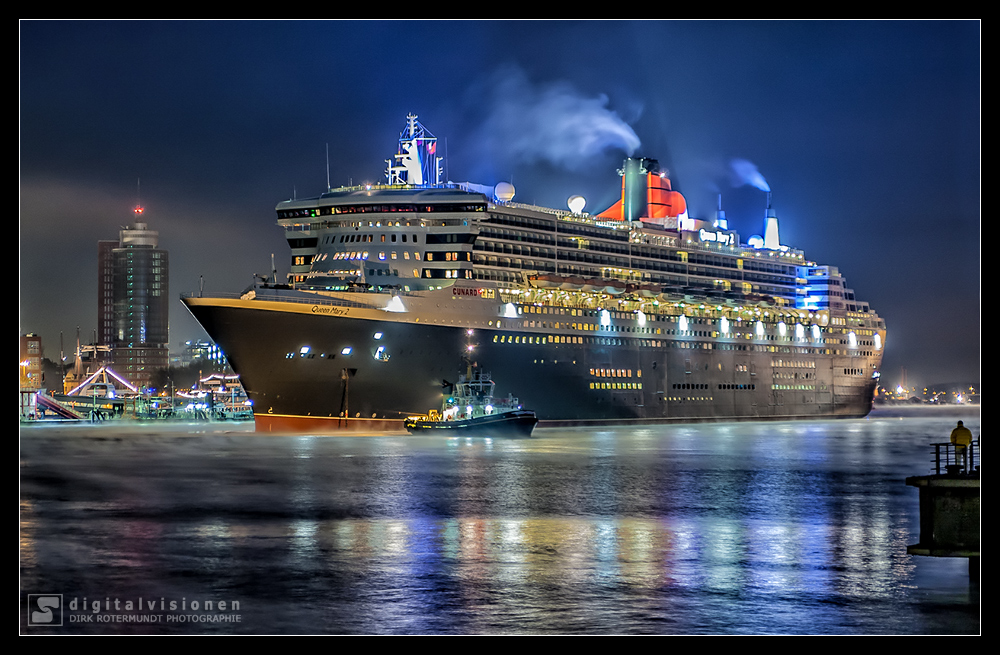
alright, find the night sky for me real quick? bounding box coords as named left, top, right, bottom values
left=19, top=21, right=980, bottom=390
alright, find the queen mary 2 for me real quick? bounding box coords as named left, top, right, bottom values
left=182, top=115, right=885, bottom=432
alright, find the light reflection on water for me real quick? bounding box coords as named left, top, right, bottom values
left=20, top=410, right=979, bottom=634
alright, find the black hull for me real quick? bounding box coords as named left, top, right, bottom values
left=184, top=296, right=879, bottom=432
left=404, top=410, right=537, bottom=437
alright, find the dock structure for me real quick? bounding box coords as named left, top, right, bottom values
left=906, top=441, right=980, bottom=580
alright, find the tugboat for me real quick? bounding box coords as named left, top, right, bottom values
left=404, top=368, right=537, bottom=437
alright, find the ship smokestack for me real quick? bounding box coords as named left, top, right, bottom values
left=715, top=193, right=728, bottom=229
left=597, top=156, right=685, bottom=225
left=621, top=157, right=660, bottom=223
left=763, top=192, right=780, bottom=249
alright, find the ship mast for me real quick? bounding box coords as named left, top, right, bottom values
left=385, top=114, right=442, bottom=186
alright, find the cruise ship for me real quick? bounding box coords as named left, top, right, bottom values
left=182, top=115, right=885, bottom=432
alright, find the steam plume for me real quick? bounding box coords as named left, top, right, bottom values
left=729, top=158, right=770, bottom=192
left=480, top=67, right=641, bottom=170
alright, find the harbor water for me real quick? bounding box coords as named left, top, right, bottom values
left=20, top=408, right=979, bottom=634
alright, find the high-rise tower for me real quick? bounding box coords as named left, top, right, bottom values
left=97, top=208, right=169, bottom=388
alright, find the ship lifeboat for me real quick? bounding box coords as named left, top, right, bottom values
left=527, top=274, right=561, bottom=290
left=560, top=276, right=585, bottom=291
left=581, top=277, right=602, bottom=293
left=603, top=279, right=627, bottom=295
left=636, top=283, right=660, bottom=298
left=658, top=285, right=682, bottom=302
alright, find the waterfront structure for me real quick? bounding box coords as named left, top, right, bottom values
left=183, top=115, right=885, bottom=432
left=174, top=339, right=228, bottom=369
left=19, top=333, right=43, bottom=390
left=98, top=211, right=169, bottom=388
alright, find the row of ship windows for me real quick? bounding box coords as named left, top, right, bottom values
left=491, top=333, right=854, bottom=356
left=590, top=382, right=829, bottom=394
left=658, top=383, right=830, bottom=398
left=287, top=217, right=814, bottom=286
left=472, top=267, right=794, bottom=300
left=332, top=233, right=418, bottom=244
left=473, top=250, right=795, bottom=287
left=671, top=383, right=759, bottom=390
left=512, top=307, right=881, bottom=343
left=590, top=382, right=643, bottom=390
left=590, top=368, right=639, bottom=378
left=321, top=232, right=473, bottom=245
left=357, top=268, right=472, bottom=279
left=284, top=219, right=474, bottom=233
left=485, top=215, right=797, bottom=276
left=772, top=359, right=817, bottom=368
left=479, top=266, right=796, bottom=300
left=303, top=250, right=472, bottom=264
left=279, top=203, right=486, bottom=219
left=770, top=384, right=824, bottom=391
left=482, top=221, right=797, bottom=275
left=487, top=214, right=629, bottom=242
left=514, top=306, right=740, bottom=324
left=280, top=338, right=875, bottom=363
left=309, top=266, right=473, bottom=280
left=510, top=318, right=831, bottom=345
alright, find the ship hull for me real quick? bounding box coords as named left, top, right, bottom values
left=183, top=289, right=880, bottom=433
left=404, top=410, right=538, bottom=438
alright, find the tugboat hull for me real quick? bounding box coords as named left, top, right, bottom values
left=404, top=410, right=538, bottom=438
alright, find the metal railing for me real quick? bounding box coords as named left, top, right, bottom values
left=928, top=441, right=980, bottom=476
left=179, top=288, right=407, bottom=310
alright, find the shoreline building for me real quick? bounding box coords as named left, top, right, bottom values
left=97, top=213, right=169, bottom=388
left=19, top=333, right=43, bottom=390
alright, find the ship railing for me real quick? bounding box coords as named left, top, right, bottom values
left=927, top=441, right=980, bottom=476
left=180, top=290, right=404, bottom=310
left=319, top=181, right=479, bottom=195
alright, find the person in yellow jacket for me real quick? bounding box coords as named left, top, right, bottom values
left=949, top=420, right=973, bottom=463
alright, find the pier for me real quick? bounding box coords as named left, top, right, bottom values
left=906, top=441, right=980, bottom=580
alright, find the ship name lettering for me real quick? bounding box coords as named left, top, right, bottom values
left=311, top=305, right=349, bottom=316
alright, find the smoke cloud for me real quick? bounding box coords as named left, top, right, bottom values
left=729, top=158, right=770, bottom=192
left=479, top=67, right=641, bottom=170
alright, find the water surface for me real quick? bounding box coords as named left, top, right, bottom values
left=20, top=409, right=980, bottom=634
